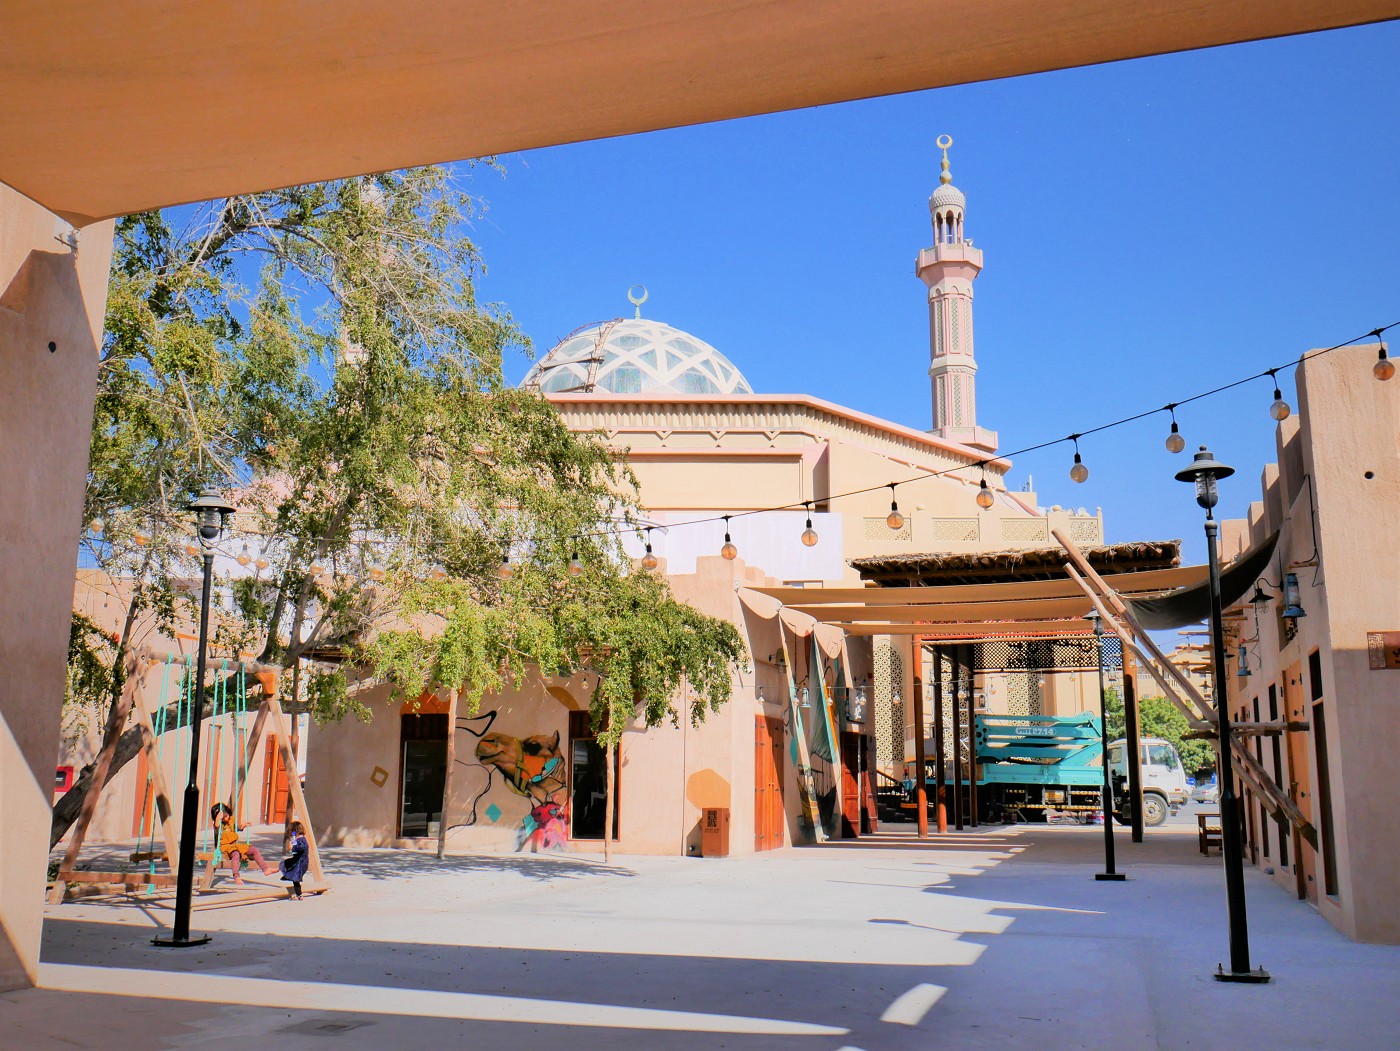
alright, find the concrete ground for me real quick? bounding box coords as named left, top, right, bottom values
left=6, top=824, right=1398, bottom=1050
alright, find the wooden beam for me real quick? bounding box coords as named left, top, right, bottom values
left=129, top=685, right=182, bottom=878
left=1231, top=738, right=1318, bottom=848
left=263, top=677, right=327, bottom=885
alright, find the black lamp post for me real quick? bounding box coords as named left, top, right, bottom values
left=153, top=488, right=235, bottom=948
left=1174, top=446, right=1270, bottom=983
left=1087, top=610, right=1125, bottom=881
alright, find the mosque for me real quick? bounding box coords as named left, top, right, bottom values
left=304, top=139, right=1121, bottom=857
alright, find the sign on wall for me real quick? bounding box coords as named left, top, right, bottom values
left=1366, top=632, right=1400, bottom=670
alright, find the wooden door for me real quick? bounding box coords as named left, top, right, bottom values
left=859, top=736, right=879, bottom=834
left=262, top=735, right=289, bottom=825
left=1283, top=667, right=1316, bottom=902
left=131, top=748, right=154, bottom=837
left=839, top=732, right=862, bottom=839
left=754, top=716, right=785, bottom=851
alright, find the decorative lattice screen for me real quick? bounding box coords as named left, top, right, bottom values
left=865, top=517, right=912, bottom=541
left=930, top=518, right=980, bottom=543
left=873, top=642, right=904, bottom=775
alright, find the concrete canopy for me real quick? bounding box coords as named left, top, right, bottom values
left=3, top=1, right=1398, bottom=226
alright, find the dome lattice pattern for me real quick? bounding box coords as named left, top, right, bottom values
left=522, top=318, right=753, bottom=396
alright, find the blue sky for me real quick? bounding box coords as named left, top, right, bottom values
left=460, top=22, right=1398, bottom=567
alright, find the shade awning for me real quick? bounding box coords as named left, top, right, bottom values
left=3, top=3, right=1395, bottom=225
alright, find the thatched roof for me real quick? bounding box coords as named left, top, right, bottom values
left=850, top=540, right=1181, bottom=587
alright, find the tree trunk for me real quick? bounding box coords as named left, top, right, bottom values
left=604, top=736, right=615, bottom=864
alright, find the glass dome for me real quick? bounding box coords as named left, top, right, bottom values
left=522, top=317, right=753, bottom=396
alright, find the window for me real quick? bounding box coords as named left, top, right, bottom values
left=1313, top=701, right=1339, bottom=898
left=1144, top=743, right=1178, bottom=769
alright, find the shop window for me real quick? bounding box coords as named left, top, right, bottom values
left=399, top=713, right=447, bottom=838
left=568, top=710, right=619, bottom=840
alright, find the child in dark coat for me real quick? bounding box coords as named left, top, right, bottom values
left=279, top=820, right=310, bottom=900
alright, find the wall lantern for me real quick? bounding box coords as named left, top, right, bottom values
left=1281, top=573, right=1306, bottom=620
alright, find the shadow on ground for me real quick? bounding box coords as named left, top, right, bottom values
left=318, top=848, right=636, bottom=882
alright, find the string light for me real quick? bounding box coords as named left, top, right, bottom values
left=1164, top=404, right=1186, bottom=453
left=976, top=467, right=995, bottom=509
left=367, top=564, right=386, bottom=582
left=429, top=567, right=448, bottom=581
left=133, top=530, right=150, bottom=547
left=180, top=319, right=1399, bottom=567
left=641, top=526, right=659, bottom=571
left=1375, top=339, right=1394, bottom=382
left=568, top=547, right=584, bottom=577
left=800, top=502, right=819, bottom=547
left=1267, top=369, right=1291, bottom=421
left=236, top=543, right=252, bottom=567
left=254, top=556, right=270, bottom=571
left=720, top=516, right=737, bottom=560
left=1068, top=436, right=1089, bottom=483
left=885, top=484, right=904, bottom=530
left=309, top=562, right=325, bottom=577
left=498, top=552, right=513, bottom=580
left=87, top=519, right=104, bottom=536
left=183, top=543, right=200, bottom=557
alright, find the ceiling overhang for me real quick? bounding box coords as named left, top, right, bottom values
left=3, top=2, right=1397, bottom=225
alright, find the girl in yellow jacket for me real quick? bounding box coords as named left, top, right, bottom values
left=210, top=803, right=277, bottom=884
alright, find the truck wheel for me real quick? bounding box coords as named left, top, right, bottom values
left=1142, top=794, right=1169, bottom=827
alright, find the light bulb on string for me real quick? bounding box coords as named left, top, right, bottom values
left=720, top=516, right=738, bottom=561
left=568, top=546, right=584, bottom=577
left=367, top=564, right=386, bottom=582
left=254, top=557, right=270, bottom=571
left=309, top=562, right=325, bottom=577
left=183, top=543, right=200, bottom=558
left=236, top=543, right=252, bottom=567
left=1375, top=342, right=1394, bottom=382
left=133, top=530, right=151, bottom=547
left=800, top=502, right=819, bottom=547
left=975, top=463, right=995, bottom=509
left=1164, top=404, right=1186, bottom=453
left=641, top=526, right=659, bottom=571
left=1267, top=369, right=1291, bottom=421
left=87, top=519, right=104, bottom=536
left=498, top=552, right=513, bottom=580
left=1068, top=436, right=1089, bottom=483
left=429, top=567, right=448, bottom=581
left=885, top=484, right=904, bottom=530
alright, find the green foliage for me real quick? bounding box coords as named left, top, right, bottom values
left=83, top=163, right=746, bottom=745
left=367, top=560, right=750, bottom=745
left=64, top=613, right=118, bottom=738
left=1102, top=690, right=1216, bottom=776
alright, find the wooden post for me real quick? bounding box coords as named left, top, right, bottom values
left=933, top=645, right=948, bottom=834
left=951, top=656, right=965, bottom=832
left=912, top=646, right=928, bottom=840
left=283, top=657, right=303, bottom=850
left=437, top=688, right=458, bottom=860
left=1122, top=651, right=1145, bottom=843
left=963, top=644, right=979, bottom=827
left=262, top=679, right=326, bottom=885
left=49, top=653, right=146, bottom=903
left=604, top=695, right=616, bottom=864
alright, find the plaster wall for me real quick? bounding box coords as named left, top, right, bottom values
left=0, top=187, right=112, bottom=990
left=1222, top=345, right=1400, bottom=942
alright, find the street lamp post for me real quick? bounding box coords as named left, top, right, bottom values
left=1174, top=447, right=1270, bottom=983
left=153, top=488, right=235, bottom=948
left=1087, top=610, right=1125, bottom=881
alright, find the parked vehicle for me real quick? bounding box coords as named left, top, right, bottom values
left=1106, top=737, right=1191, bottom=826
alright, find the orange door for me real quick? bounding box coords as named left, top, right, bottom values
left=131, top=748, right=154, bottom=837
left=1283, top=667, right=1317, bottom=902
left=839, top=732, right=862, bottom=838
left=262, top=736, right=289, bottom=825
left=754, top=716, right=785, bottom=851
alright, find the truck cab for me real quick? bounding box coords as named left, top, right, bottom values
left=1107, top=737, right=1190, bottom=826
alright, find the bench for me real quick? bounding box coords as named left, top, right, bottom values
left=1198, top=811, right=1222, bottom=855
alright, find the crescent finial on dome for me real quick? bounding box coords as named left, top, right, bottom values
left=936, top=134, right=954, bottom=185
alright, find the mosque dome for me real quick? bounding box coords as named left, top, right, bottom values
left=929, top=181, right=965, bottom=213
left=522, top=315, right=754, bottom=396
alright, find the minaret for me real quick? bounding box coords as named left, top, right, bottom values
left=916, top=135, right=997, bottom=454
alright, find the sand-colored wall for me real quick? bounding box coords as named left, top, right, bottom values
left=1222, top=344, right=1400, bottom=942
left=0, top=186, right=112, bottom=990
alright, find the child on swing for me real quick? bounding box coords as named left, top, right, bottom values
left=279, top=820, right=309, bottom=900
left=210, top=803, right=276, bottom=884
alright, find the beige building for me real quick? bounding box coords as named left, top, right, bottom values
left=1218, top=342, right=1400, bottom=942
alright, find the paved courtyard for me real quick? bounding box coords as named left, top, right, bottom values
left=6, top=823, right=1398, bottom=1050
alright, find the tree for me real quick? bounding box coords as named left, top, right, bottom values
left=1102, top=689, right=1216, bottom=777
left=59, top=166, right=745, bottom=847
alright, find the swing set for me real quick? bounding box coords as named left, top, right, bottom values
left=49, top=647, right=328, bottom=909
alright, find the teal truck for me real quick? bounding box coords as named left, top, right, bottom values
left=971, top=713, right=1187, bottom=826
